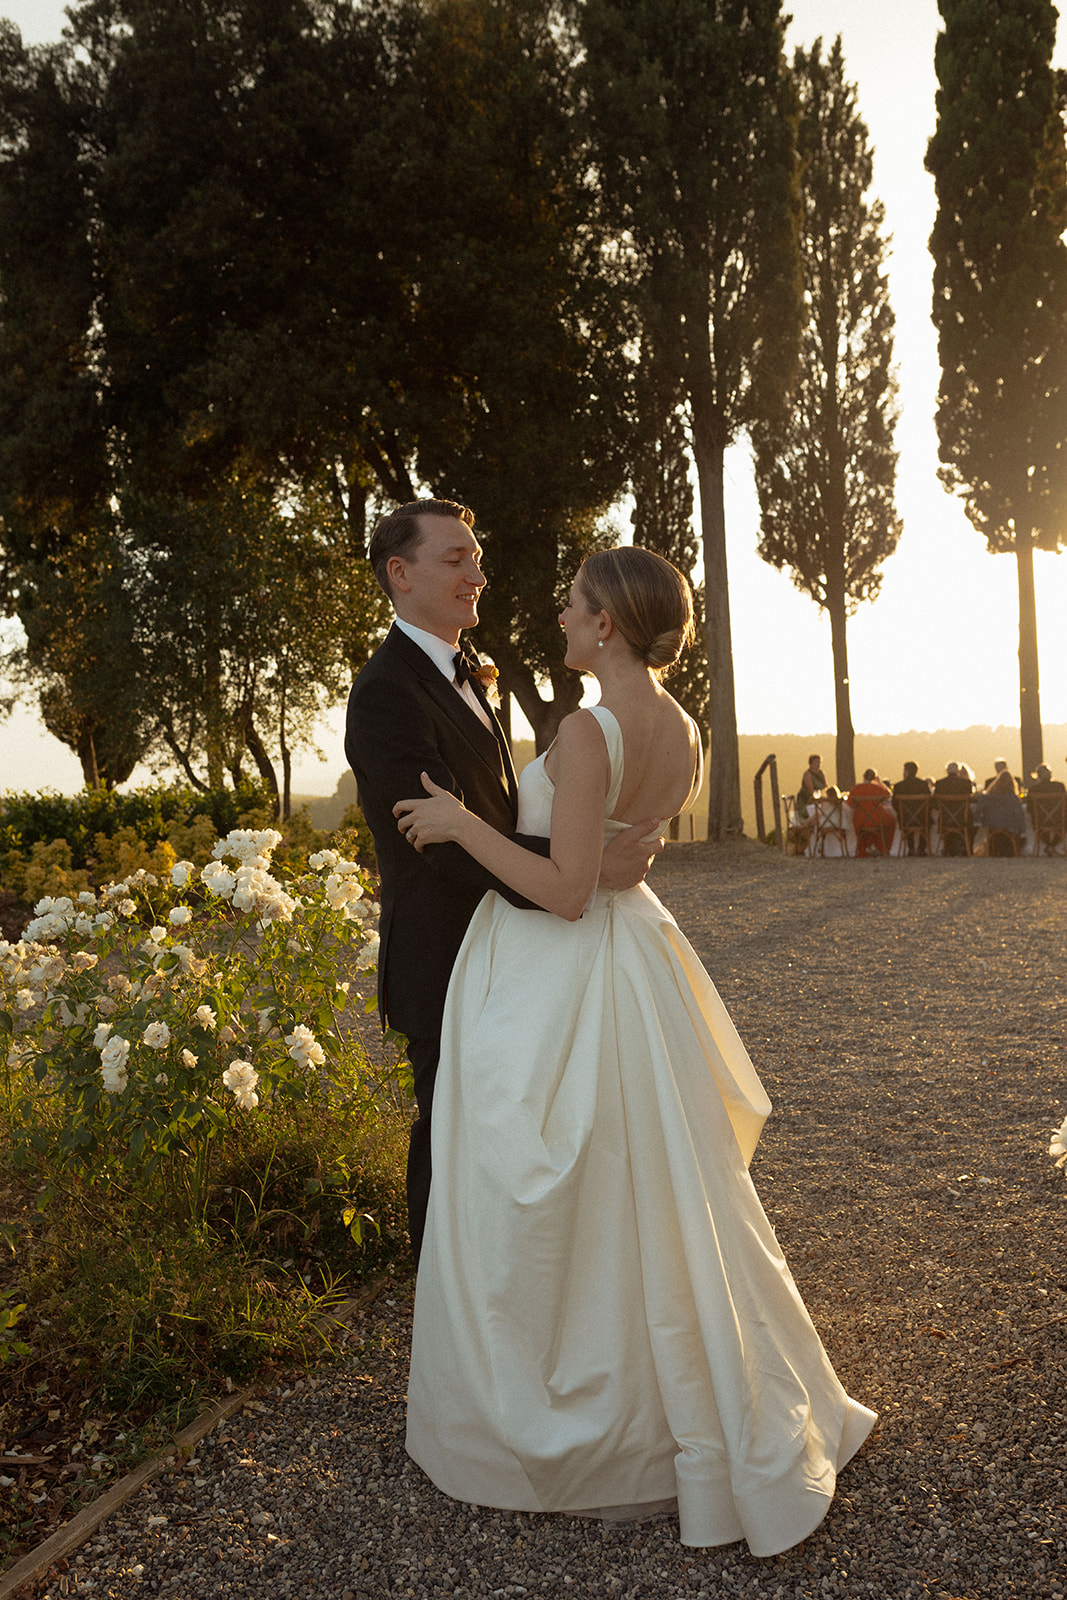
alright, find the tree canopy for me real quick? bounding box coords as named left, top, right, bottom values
left=926, top=0, right=1067, bottom=776
left=0, top=0, right=631, bottom=786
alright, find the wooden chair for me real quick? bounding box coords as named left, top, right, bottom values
left=812, top=798, right=850, bottom=857
left=985, top=827, right=1023, bottom=857
left=849, top=794, right=895, bottom=857
left=893, top=794, right=932, bottom=857
left=933, top=795, right=972, bottom=857
left=782, top=795, right=809, bottom=856
left=1030, top=793, right=1067, bottom=856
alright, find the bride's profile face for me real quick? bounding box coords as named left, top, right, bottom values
left=559, top=578, right=603, bottom=671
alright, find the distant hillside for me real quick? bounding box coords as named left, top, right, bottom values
left=299, top=724, right=1067, bottom=842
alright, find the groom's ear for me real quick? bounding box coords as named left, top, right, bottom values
left=388, top=554, right=412, bottom=595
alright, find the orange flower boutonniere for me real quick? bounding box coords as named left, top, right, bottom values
left=473, top=662, right=500, bottom=703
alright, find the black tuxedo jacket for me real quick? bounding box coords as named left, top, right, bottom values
left=345, top=625, right=545, bottom=1040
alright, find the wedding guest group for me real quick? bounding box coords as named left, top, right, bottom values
left=796, top=752, right=1066, bottom=858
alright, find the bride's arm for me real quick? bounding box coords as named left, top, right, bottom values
left=394, top=711, right=609, bottom=921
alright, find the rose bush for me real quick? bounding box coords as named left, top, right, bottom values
left=1, top=830, right=393, bottom=1225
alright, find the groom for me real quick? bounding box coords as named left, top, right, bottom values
left=345, top=498, right=662, bottom=1262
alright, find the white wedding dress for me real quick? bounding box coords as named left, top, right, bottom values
left=406, top=707, right=875, bottom=1555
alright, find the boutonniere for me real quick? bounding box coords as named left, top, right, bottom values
left=473, top=662, right=500, bottom=703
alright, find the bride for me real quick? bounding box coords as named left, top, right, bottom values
left=393, top=546, right=875, bottom=1555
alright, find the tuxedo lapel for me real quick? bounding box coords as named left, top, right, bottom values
left=386, top=626, right=517, bottom=803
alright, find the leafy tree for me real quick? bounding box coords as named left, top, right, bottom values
left=578, top=0, right=802, bottom=838
left=124, top=473, right=390, bottom=816
left=926, top=0, right=1067, bottom=777
left=752, top=37, right=901, bottom=792
left=394, top=0, right=630, bottom=749
left=5, top=520, right=148, bottom=787
left=0, top=4, right=393, bottom=794
left=61, top=0, right=626, bottom=754
left=0, top=24, right=137, bottom=784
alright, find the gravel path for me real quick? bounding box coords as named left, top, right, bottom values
left=11, top=843, right=1067, bottom=1600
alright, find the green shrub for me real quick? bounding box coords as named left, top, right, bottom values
left=0, top=780, right=278, bottom=874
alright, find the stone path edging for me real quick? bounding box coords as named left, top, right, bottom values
left=0, top=1288, right=382, bottom=1599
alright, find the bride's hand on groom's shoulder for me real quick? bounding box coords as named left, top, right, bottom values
left=598, top=819, right=665, bottom=891
left=394, top=773, right=467, bottom=851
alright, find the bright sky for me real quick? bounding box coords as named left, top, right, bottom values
left=2, top=0, right=1067, bottom=797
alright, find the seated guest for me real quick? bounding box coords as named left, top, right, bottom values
left=1027, top=764, right=1067, bottom=853
left=972, top=767, right=1027, bottom=853
left=796, top=753, right=827, bottom=814
left=934, top=761, right=973, bottom=796
left=958, top=763, right=976, bottom=791
left=792, top=753, right=827, bottom=848
left=892, top=762, right=933, bottom=856
left=933, top=762, right=973, bottom=856
left=847, top=769, right=896, bottom=857
left=982, top=758, right=1022, bottom=792
left=1027, top=763, right=1067, bottom=800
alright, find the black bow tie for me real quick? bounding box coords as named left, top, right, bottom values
left=453, top=644, right=480, bottom=686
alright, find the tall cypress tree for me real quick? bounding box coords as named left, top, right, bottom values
left=926, top=0, right=1067, bottom=778
left=752, top=37, right=901, bottom=792
left=579, top=0, right=802, bottom=840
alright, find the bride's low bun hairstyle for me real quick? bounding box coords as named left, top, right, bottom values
left=578, top=547, right=695, bottom=674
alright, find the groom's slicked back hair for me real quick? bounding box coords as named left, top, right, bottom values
left=369, top=499, right=476, bottom=601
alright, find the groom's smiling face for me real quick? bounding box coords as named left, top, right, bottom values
left=389, top=514, right=487, bottom=645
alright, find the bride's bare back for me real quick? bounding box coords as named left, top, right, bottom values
left=547, top=688, right=702, bottom=827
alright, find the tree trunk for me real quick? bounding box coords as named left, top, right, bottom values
left=242, top=711, right=281, bottom=819
left=689, top=392, right=743, bottom=841
left=279, top=676, right=292, bottom=821
left=1015, top=531, right=1043, bottom=778
left=205, top=646, right=225, bottom=791
left=77, top=723, right=100, bottom=790
left=825, top=558, right=856, bottom=790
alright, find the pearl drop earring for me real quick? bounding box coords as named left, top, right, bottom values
left=597, top=639, right=604, bottom=649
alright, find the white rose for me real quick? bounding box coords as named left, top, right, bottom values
left=143, top=1022, right=171, bottom=1050
left=222, top=1059, right=260, bottom=1110
left=168, top=906, right=192, bottom=926
left=195, top=1005, right=217, bottom=1030
left=170, top=861, right=195, bottom=888
left=201, top=861, right=236, bottom=897
left=285, top=1025, right=325, bottom=1069
left=99, top=1035, right=131, bottom=1093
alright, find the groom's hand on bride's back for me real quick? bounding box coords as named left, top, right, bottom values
left=598, top=820, right=664, bottom=891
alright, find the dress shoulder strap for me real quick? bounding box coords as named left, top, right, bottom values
left=585, top=705, right=625, bottom=815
